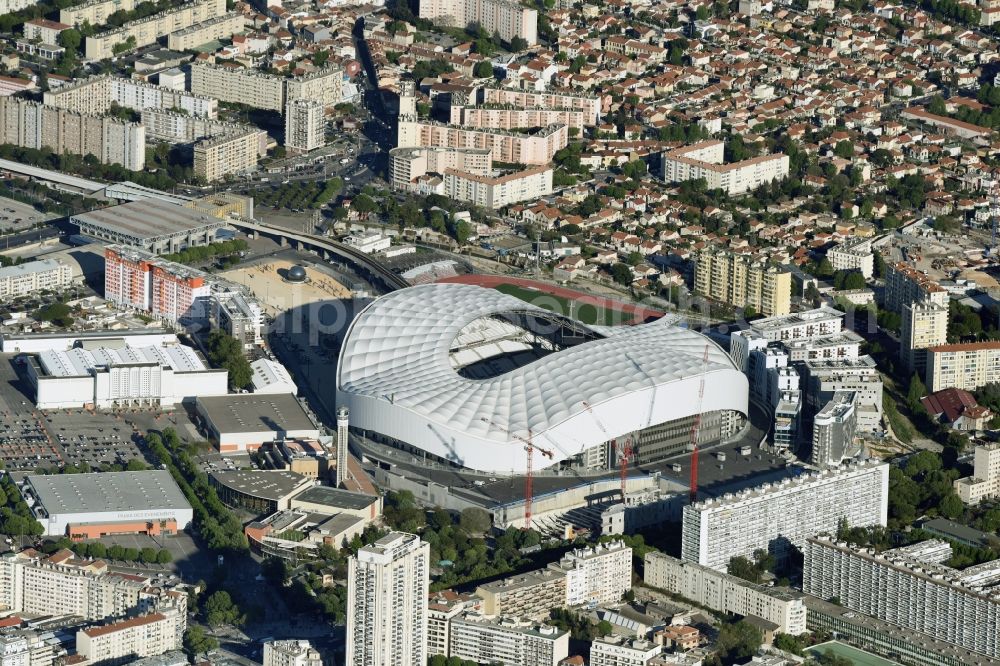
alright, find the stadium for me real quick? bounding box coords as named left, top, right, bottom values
left=335, top=283, right=749, bottom=475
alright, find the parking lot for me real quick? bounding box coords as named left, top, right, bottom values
left=97, top=532, right=217, bottom=580
left=0, top=355, right=205, bottom=471
left=0, top=196, right=48, bottom=234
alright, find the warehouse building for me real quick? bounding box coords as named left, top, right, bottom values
left=21, top=471, right=193, bottom=538
left=196, top=393, right=320, bottom=453
left=72, top=199, right=228, bottom=254
left=25, top=340, right=228, bottom=410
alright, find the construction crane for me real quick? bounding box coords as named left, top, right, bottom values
left=689, top=344, right=711, bottom=503
left=480, top=417, right=554, bottom=530
left=619, top=435, right=633, bottom=499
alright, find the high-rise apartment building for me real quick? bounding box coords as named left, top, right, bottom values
left=662, top=141, right=790, bottom=195
left=547, top=541, right=632, bottom=607
left=901, top=301, right=948, bottom=375
left=681, top=461, right=889, bottom=571
left=61, top=0, right=138, bottom=27
left=926, top=341, right=1000, bottom=393
left=419, top=0, right=537, bottom=44
left=644, top=552, right=807, bottom=635
left=811, top=391, right=857, bottom=467
left=804, top=536, right=1000, bottom=659
left=447, top=614, right=569, bottom=666
left=694, top=249, right=791, bottom=316
left=105, top=246, right=211, bottom=324
left=141, top=109, right=241, bottom=143
left=884, top=262, right=948, bottom=314
left=0, top=97, right=144, bottom=170
left=76, top=610, right=184, bottom=666
left=954, top=442, right=1000, bottom=504
left=262, top=640, right=322, bottom=666
left=284, top=99, right=326, bottom=153
left=449, top=92, right=587, bottom=132
left=346, top=532, right=430, bottom=666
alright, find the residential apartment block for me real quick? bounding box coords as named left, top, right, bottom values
left=190, top=62, right=343, bottom=112
left=390, top=146, right=491, bottom=186
left=167, top=12, right=245, bottom=51
left=681, top=461, right=889, bottom=571
left=85, top=0, right=227, bottom=59
left=884, top=261, right=948, bottom=314
left=397, top=116, right=568, bottom=165
left=901, top=301, right=948, bottom=376
left=61, top=0, right=138, bottom=27
left=427, top=590, right=481, bottom=659
left=745, top=305, right=845, bottom=343
left=284, top=98, right=326, bottom=153
left=662, top=141, right=790, bottom=195
left=802, top=356, right=884, bottom=432
left=926, top=341, right=1000, bottom=393
left=448, top=614, right=569, bottom=666
left=419, top=0, right=538, bottom=44
left=443, top=166, right=553, bottom=209
left=140, top=109, right=239, bottom=143
left=76, top=610, right=184, bottom=666
left=105, top=245, right=210, bottom=324
left=694, top=248, right=792, bottom=316
left=0, top=549, right=187, bottom=623
left=954, top=442, right=1000, bottom=505
left=811, top=390, right=857, bottom=467
left=262, top=640, right=322, bottom=666
left=449, top=96, right=587, bottom=132
left=547, top=541, right=632, bottom=607
left=827, top=238, right=875, bottom=279
left=589, top=637, right=661, bottom=666
left=0, top=259, right=72, bottom=300
left=346, top=532, right=430, bottom=666
left=478, top=87, right=601, bottom=125
left=44, top=75, right=218, bottom=118
left=804, top=537, right=1000, bottom=660
left=644, top=551, right=807, bottom=635
left=475, top=569, right=567, bottom=620
left=193, top=128, right=268, bottom=182
left=0, top=97, right=144, bottom=170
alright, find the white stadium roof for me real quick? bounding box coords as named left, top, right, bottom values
left=336, top=284, right=749, bottom=473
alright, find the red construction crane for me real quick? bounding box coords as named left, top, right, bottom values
left=619, top=435, right=633, bottom=499
left=480, top=418, right=554, bottom=530
left=689, top=344, right=711, bottom=503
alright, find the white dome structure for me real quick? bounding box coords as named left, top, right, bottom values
left=336, top=283, right=749, bottom=474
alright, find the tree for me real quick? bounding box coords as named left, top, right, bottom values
left=473, top=61, right=493, bottom=78
left=597, top=620, right=614, bottom=636
left=156, top=549, right=172, bottom=564
left=509, top=36, right=528, bottom=51
left=715, top=620, right=763, bottom=663
left=834, top=139, right=854, bottom=159
left=929, top=95, right=947, bottom=116
left=203, top=591, right=244, bottom=627
left=183, top=626, right=218, bottom=657
left=939, top=492, right=964, bottom=520
left=459, top=507, right=491, bottom=533
left=610, top=263, right=632, bottom=285
left=139, top=547, right=158, bottom=563
left=907, top=373, right=928, bottom=412
left=727, top=555, right=761, bottom=583
left=58, top=28, right=82, bottom=52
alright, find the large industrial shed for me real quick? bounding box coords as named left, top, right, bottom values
left=21, top=471, right=193, bottom=538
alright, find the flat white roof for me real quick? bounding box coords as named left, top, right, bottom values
left=0, top=259, right=66, bottom=279
left=39, top=343, right=206, bottom=377
left=26, top=471, right=191, bottom=515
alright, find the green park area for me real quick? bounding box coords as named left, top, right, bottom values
left=493, top=283, right=633, bottom=326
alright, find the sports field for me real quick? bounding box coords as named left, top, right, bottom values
left=805, top=641, right=901, bottom=666
left=493, top=283, right=634, bottom=325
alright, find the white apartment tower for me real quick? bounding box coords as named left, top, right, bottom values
left=346, top=532, right=430, bottom=666
left=681, top=461, right=889, bottom=571
left=284, top=98, right=325, bottom=154
left=954, top=442, right=1000, bottom=504
left=419, top=0, right=538, bottom=44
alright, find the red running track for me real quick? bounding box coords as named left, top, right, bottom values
left=437, top=274, right=665, bottom=324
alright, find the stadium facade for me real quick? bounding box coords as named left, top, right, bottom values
left=335, top=284, right=749, bottom=474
